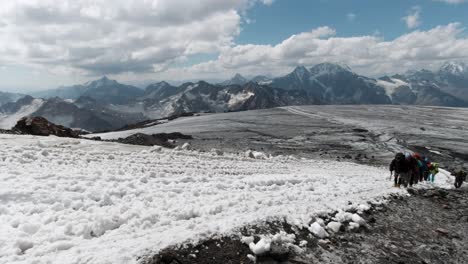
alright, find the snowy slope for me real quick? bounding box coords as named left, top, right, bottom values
left=87, top=113, right=231, bottom=140
left=0, top=99, right=44, bottom=129
left=376, top=78, right=411, bottom=97
left=0, top=135, right=453, bottom=264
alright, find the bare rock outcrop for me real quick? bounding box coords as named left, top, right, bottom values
left=13, top=116, right=79, bottom=138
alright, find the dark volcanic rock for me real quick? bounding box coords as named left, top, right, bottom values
left=0, top=129, right=22, bottom=135
left=13, top=116, right=79, bottom=138
left=115, top=132, right=193, bottom=148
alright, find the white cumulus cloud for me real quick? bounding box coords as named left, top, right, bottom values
left=402, top=6, right=422, bottom=29
left=0, top=0, right=257, bottom=76
left=1, top=0, right=468, bottom=85
left=157, top=23, right=468, bottom=80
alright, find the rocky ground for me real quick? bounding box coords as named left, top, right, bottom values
left=145, top=187, right=468, bottom=264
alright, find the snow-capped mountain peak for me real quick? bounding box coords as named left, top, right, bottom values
left=250, top=75, right=272, bottom=85
left=145, top=81, right=172, bottom=92
left=220, top=73, right=248, bottom=86
left=439, top=61, right=468, bottom=76
left=309, top=62, right=352, bottom=76
left=232, top=73, right=247, bottom=81
left=292, top=66, right=310, bottom=79
left=85, top=76, right=118, bottom=89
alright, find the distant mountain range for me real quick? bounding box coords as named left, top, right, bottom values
left=1, top=61, right=467, bottom=132
left=31, top=76, right=144, bottom=104
left=0, top=91, right=25, bottom=106
left=0, top=95, right=145, bottom=132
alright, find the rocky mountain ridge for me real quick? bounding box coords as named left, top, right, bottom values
left=1, top=61, right=467, bottom=132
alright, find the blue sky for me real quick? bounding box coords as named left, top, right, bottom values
left=239, top=0, right=468, bottom=43
left=1, top=0, right=468, bottom=91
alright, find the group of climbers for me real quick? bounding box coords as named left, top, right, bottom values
left=389, top=152, right=466, bottom=188
left=389, top=152, right=440, bottom=188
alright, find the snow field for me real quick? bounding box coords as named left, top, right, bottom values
left=0, top=134, right=450, bottom=264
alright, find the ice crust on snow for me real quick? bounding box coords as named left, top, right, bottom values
left=0, top=134, right=453, bottom=263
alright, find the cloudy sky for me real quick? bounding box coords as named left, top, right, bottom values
left=1, top=0, right=468, bottom=91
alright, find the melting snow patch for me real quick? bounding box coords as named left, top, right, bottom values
left=249, top=237, right=271, bottom=255
left=0, top=134, right=417, bottom=264
left=241, top=236, right=255, bottom=245
left=248, top=231, right=296, bottom=257
left=357, top=203, right=371, bottom=213
left=333, top=210, right=354, bottom=223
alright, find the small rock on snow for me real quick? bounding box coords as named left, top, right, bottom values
left=309, top=222, right=329, bottom=238
left=327, top=221, right=342, bottom=233
left=351, top=213, right=366, bottom=226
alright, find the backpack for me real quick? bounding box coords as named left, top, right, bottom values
left=431, top=163, right=439, bottom=174
left=456, top=170, right=467, bottom=180
left=417, top=160, right=423, bottom=168
left=394, top=152, right=407, bottom=172
left=395, top=152, right=404, bottom=161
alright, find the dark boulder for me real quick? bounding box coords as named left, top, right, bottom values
left=13, top=116, right=79, bottom=138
